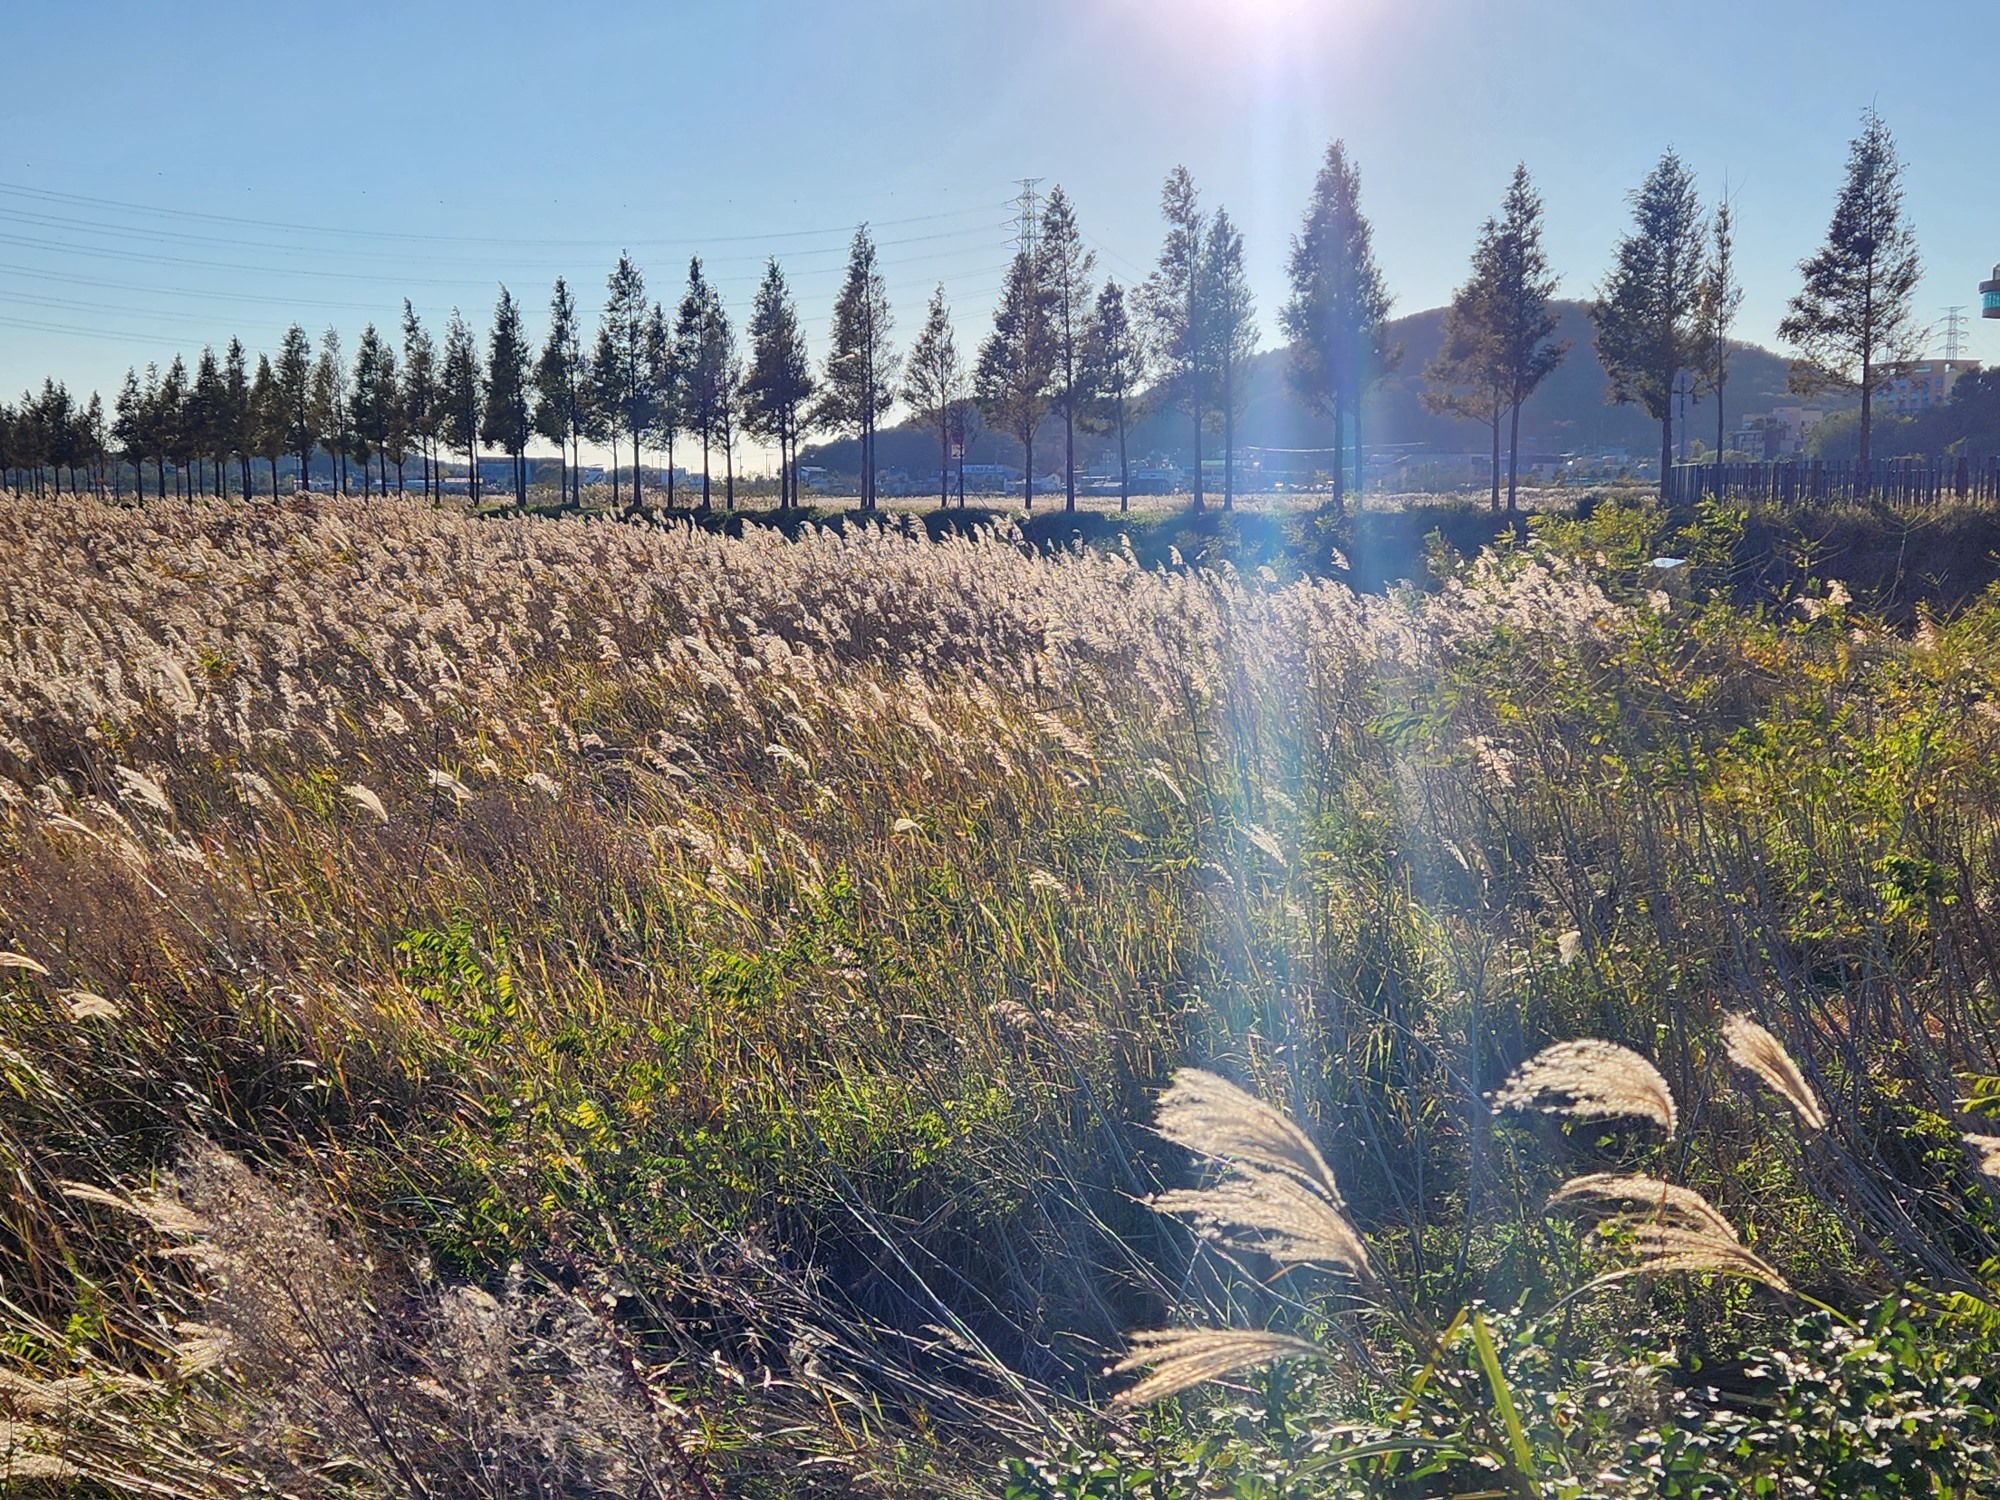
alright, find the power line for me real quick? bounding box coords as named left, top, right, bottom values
left=0, top=179, right=1015, bottom=250
left=0, top=208, right=1014, bottom=276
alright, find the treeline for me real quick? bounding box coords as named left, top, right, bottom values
left=0, top=109, right=1938, bottom=512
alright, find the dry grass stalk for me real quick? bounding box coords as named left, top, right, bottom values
left=1109, top=1327, right=1323, bottom=1410
left=1492, top=1039, right=1678, bottom=1135
left=0, top=952, right=48, bottom=976
left=60, top=1181, right=208, bottom=1239
left=1722, top=1014, right=1827, bottom=1132
left=1151, top=1069, right=1375, bottom=1283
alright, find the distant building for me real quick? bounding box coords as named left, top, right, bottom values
left=1877, top=359, right=1980, bottom=415
left=1731, top=406, right=1827, bottom=458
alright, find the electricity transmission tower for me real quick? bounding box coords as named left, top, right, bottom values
left=1011, top=178, right=1043, bottom=257
left=1942, top=306, right=1968, bottom=360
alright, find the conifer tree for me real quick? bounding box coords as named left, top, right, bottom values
left=645, top=302, right=680, bottom=509
left=1038, top=186, right=1096, bottom=511
left=976, top=247, right=1053, bottom=509
left=310, top=329, right=350, bottom=494
left=1698, top=192, right=1742, bottom=458
left=742, top=259, right=815, bottom=511
left=482, top=286, right=532, bottom=509
left=1282, top=140, right=1396, bottom=513
left=439, top=309, right=483, bottom=504
left=400, top=301, right=439, bottom=500
left=1591, top=149, right=1707, bottom=497
left=81, top=392, right=105, bottom=495
left=1203, top=208, right=1258, bottom=511
left=352, top=324, right=390, bottom=497
left=1491, top=167, right=1567, bottom=512
left=250, top=354, right=285, bottom=497
left=275, top=325, right=316, bottom=491
left=816, top=226, right=897, bottom=510
left=1080, top=279, right=1145, bottom=512
left=139, top=363, right=167, bottom=498
left=588, top=322, right=623, bottom=511
left=598, top=253, right=653, bottom=512
left=533, top=277, right=587, bottom=508
left=193, top=346, right=223, bottom=496
left=1144, top=167, right=1212, bottom=512
left=676, top=258, right=727, bottom=511
left=1423, top=232, right=1509, bottom=514
left=223, top=337, right=252, bottom=498
left=159, top=356, right=192, bottom=500
left=904, top=283, right=965, bottom=509
left=714, top=315, right=742, bottom=511
left=112, top=368, right=146, bottom=501
left=1778, top=107, right=1923, bottom=481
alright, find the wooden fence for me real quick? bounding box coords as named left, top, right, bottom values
left=1667, top=456, right=2000, bottom=506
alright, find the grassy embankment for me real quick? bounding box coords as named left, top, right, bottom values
left=2, top=491, right=2000, bottom=1494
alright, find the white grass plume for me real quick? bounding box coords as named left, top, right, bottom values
left=1155, top=1069, right=1342, bottom=1194
left=113, top=765, right=173, bottom=818
left=0, top=952, right=49, bottom=977
left=1492, top=1039, right=1678, bottom=1135
left=1549, top=1174, right=1738, bottom=1240
left=1723, top=1014, right=1827, bottom=1132
left=1152, top=1169, right=1372, bottom=1276
left=1609, top=1224, right=1792, bottom=1295
left=1965, top=1134, right=2000, bottom=1183
left=1552, top=1172, right=1790, bottom=1294
left=342, top=783, right=389, bottom=822
left=1151, top=1069, right=1375, bottom=1283
left=1109, top=1327, right=1323, bottom=1410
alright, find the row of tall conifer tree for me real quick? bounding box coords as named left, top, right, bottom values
left=0, top=110, right=1924, bottom=513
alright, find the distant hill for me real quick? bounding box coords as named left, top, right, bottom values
left=802, top=300, right=1837, bottom=479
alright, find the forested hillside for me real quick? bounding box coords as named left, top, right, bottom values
left=807, top=301, right=1831, bottom=479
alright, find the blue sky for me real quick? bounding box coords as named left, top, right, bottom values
left=5, top=0, right=1996, bottom=465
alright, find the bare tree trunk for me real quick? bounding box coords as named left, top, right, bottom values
left=1222, top=375, right=1235, bottom=512
left=1327, top=401, right=1342, bottom=518
left=1859, top=352, right=1873, bottom=495
left=1190, top=405, right=1203, bottom=514
left=1024, top=420, right=1034, bottom=512
left=1489, top=406, right=1502, bottom=513
left=1064, top=400, right=1076, bottom=513
left=1507, top=398, right=1523, bottom=515
left=631, top=414, right=644, bottom=510
left=1117, top=401, right=1129, bottom=513
left=1659, top=400, right=1674, bottom=502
